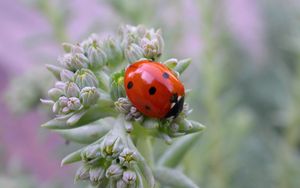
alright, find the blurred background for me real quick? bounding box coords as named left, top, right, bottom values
left=1, top=0, right=300, bottom=187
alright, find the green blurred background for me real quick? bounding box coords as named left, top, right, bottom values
left=1, top=0, right=300, bottom=187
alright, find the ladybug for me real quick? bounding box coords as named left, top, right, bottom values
left=124, top=60, right=185, bottom=119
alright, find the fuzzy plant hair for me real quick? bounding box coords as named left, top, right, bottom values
left=41, top=25, right=205, bottom=188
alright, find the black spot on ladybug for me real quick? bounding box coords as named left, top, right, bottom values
left=127, top=81, right=133, bottom=89
left=145, top=105, right=151, bottom=110
left=165, top=96, right=185, bottom=118
left=162, top=72, right=169, bottom=79
left=149, top=87, right=156, bottom=95
left=170, top=93, right=178, bottom=102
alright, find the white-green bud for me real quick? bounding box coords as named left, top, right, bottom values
left=60, top=69, right=74, bottom=82
left=101, top=136, right=123, bottom=158
left=105, top=164, right=123, bottom=179
left=115, top=98, right=132, bottom=114
left=58, top=53, right=88, bottom=71
left=74, top=69, right=98, bottom=89
left=48, top=88, right=63, bottom=101
left=55, top=81, right=66, bottom=90
left=65, top=82, right=80, bottom=97
left=125, top=43, right=144, bottom=64
left=67, top=97, right=81, bottom=111
left=122, top=170, right=137, bottom=184
left=110, top=70, right=126, bottom=101
left=75, top=165, right=90, bottom=181
left=119, top=148, right=137, bottom=167
left=58, top=96, right=68, bottom=107
left=61, top=106, right=70, bottom=114
left=87, top=45, right=108, bottom=68
left=89, top=167, right=105, bottom=184
left=103, top=37, right=123, bottom=66
left=52, top=101, right=60, bottom=113
left=140, top=38, right=159, bottom=59
left=46, top=64, right=63, bottom=80
left=116, top=180, right=128, bottom=188
left=81, top=144, right=101, bottom=162
left=80, top=87, right=100, bottom=107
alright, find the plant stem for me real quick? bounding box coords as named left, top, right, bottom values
left=136, top=135, right=154, bottom=167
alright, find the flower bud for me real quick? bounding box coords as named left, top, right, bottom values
left=52, top=101, right=60, bottom=113
left=67, top=97, right=81, bottom=111
left=58, top=96, right=68, bottom=107
left=65, top=82, right=80, bottom=97
left=140, top=38, right=158, bottom=59
left=103, top=37, right=123, bottom=66
left=75, top=165, right=90, bottom=181
left=140, top=29, right=164, bottom=60
left=58, top=53, right=88, bottom=71
left=46, top=64, right=63, bottom=80
left=74, top=69, right=98, bottom=89
left=116, top=180, right=128, bottom=188
left=48, top=88, right=63, bottom=101
left=101, top=136, right=123, bottom=158
left=89, top=167, right=105, bottom=184
left=55, top=81, right=66, bottom=90
left=110, top=70, right=126, bottom=101
left=71, top=45, right=84, bottom=54
left=80, top=87, right=100, bottom=107
left=115, top=98, right=132, bottom=114
left=61, top=106, right=70, bottom=114
left=62, top=42, right=74, bottom=53
left=119, top=148, right=137, bottom=167
left=125, top=43, right=144, bottom=64
left=60, top=69, right=74, bottom=82
left=122, top=170, right=137, bottom=184
left=106, top=164, right=123, bottom=179
left=81, top=144, right=101, bottom=162
left=87, top=45, right=108, bottom=68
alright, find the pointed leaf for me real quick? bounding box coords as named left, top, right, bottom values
left=154, top=167, right=199, bottom=188
left=66, top=110, right=87, bottom=126
left=53, top=118, right=112, bottom=144
left=175, top=58, right=191, bottom=74
left=41, top=118, right=67, bottom=129
left=61, top=148, right=83, bottom=166
left=157, top=134, right=201, bottom=167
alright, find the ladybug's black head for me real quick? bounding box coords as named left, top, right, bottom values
left=165, top=94, right=185, bottom=118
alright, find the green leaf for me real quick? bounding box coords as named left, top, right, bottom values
left=163, top=58, right=178, bottom=69
left=185, top=120, right=206, bottom=134
left=41, top=117, right=68, bottom=129
left=174, top=58, right=191, bottom=74
left=154, top=167, right=199, bottom=188
left=41, top=100, right=116, bottom=130
left=61, top=136, right=106, bottom=166
left=53, top=118, right=113, bottom=144
left=61, top=148, right=83, bottom=166
left=66, top=110, right=87, bottom=126
left=157, top=134, right=201, bottom=167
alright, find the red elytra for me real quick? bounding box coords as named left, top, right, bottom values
left=124, top=60, right=185, bottom=119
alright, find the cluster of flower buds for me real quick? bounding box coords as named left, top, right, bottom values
left=41, top=25, right=205, bottom=187
left=71, top=118, right=153, bottom=188
left=120, top=25, right=164, bottom=63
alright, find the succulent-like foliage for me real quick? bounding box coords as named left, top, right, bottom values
left=41, top=25, right=205, bottom=188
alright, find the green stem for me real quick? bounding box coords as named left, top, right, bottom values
left=136, top=135, right=154, bottom=167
